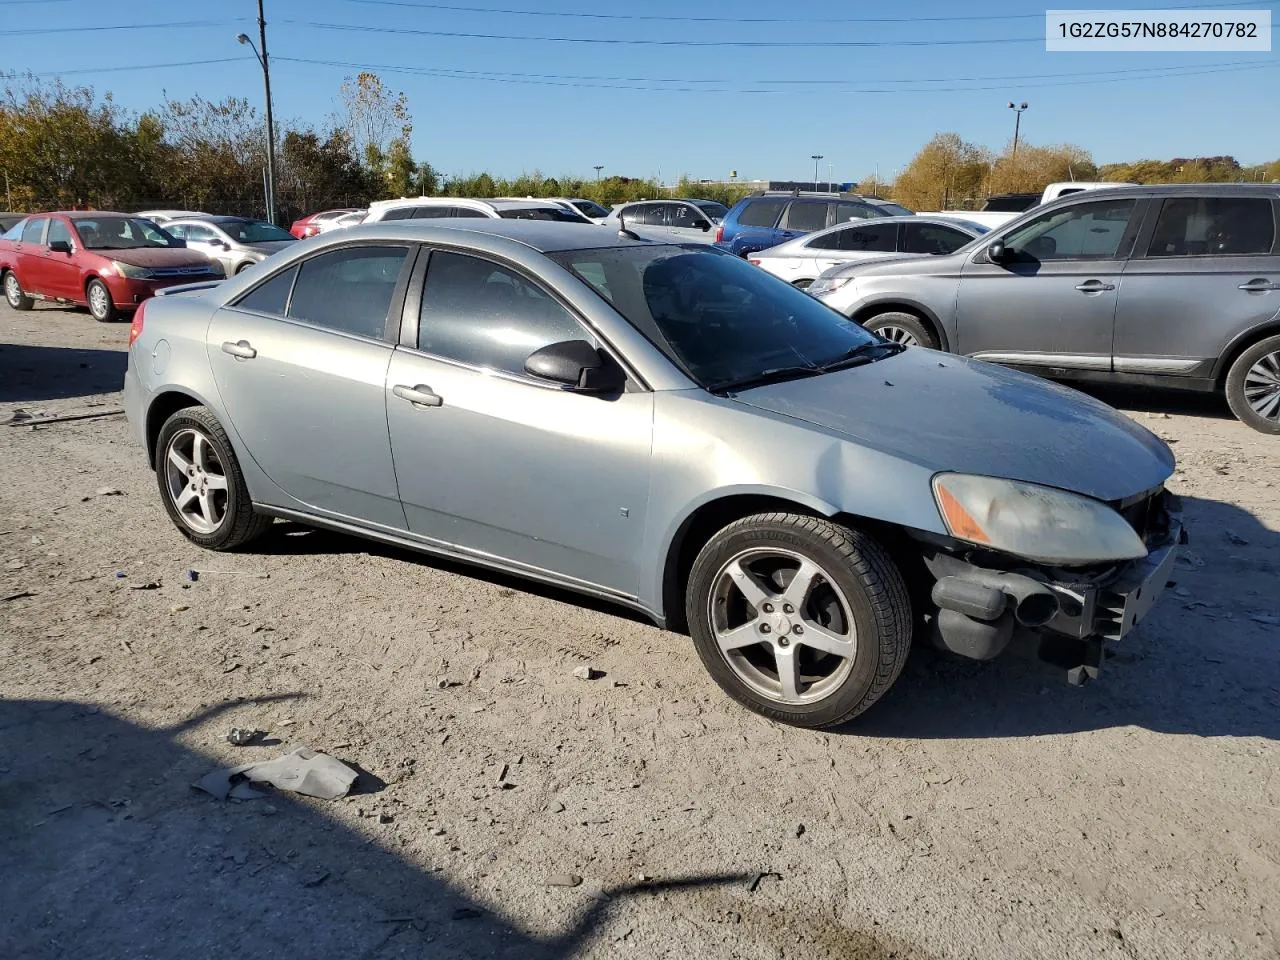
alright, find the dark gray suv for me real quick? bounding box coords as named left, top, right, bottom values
left=825, top=184, right=1280, bottom=433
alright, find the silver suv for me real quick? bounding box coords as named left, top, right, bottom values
left=821, top=184, right=1280, bottom=433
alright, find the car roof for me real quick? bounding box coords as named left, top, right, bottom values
left=1054, top=182, right=1279, bottom=199
left=370, top=197, right=565, bottom=212
left=340, top=217, right=664, bottom=253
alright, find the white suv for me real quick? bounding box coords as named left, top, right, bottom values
left=364, top=197, right=593, bottom=224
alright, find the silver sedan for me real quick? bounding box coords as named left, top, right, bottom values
left=163, top=216, right=297, bottom=276
left=123, top=220, right=1182, bottom=728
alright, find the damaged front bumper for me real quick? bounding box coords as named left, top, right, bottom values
left=922, top=492, right=1186, bottom=684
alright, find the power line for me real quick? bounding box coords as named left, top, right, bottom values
left=332, top=0, right=1272, bottom=24
left=22, top=58, right=254, bottom=78
left=0, top=19, right=244, bottom=36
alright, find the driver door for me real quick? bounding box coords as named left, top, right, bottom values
left=955, top=196, right=1143, bottom=372
left=180, top=223, right=234, bottom=274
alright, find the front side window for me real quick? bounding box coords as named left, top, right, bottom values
left=901, top=222, right=972, bottom=255
left=808, top=223, right=896, bottom=252
left=1002, top=198, right=1136, bottom=261
left=220, top=219, right=295, bottom=243
left=235, top=264, right=298, bottom=316
left=286, top=246, right=409, bottom=339
left=573, top=200, right=610, bottom=219
left=836, top=201, right=879, bottom=222
left=551, top=246, right=878, bottom=390
left=181, top=224, right=218, bottom=243
left=21, top=218, right=48, bottom=244
left=46, top=219, right=73, bottom=247
left=782, top=202, right=829, bottom=232
left=1146, top=197, right=1275, bottom=257
left=691, top=200, right=729, bottom=220
left=74, top=216, right=178, bottom=250
left=380, top=207, right=419, bottom=221
left=418, top=250, right=587, bottom=376
left=670, top=204, right=707, bottom=229
left=736, top=199, right=786, bottom=228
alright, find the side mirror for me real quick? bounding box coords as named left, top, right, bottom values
left=48, top=239, right=72, bottom=254
left=524, top=339, right=625, bottom=394
left=695, top=220, right=711, bottom=232
left=987, top=241, right=1008, bottom=263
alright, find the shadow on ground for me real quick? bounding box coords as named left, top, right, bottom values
left=1070, top=382, right=1233, bottom=421
left=853, top=494, right=1280, bottom=741
left=0, top=342, right=126, bottom=403
left=0, top=696, right=749, bottom=959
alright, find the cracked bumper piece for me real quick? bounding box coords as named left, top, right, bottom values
left=924, top=494, right=1185, bottom=682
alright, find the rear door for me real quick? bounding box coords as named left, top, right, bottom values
left=727, top=198, right=787, bottom=255
left=181, top=223, right=234, bottom=275
left=789, top=221, right=899, bottom=282
left=1114, top=194, right=1280, bottom=379
left=777, top=200, right=829, bottom=245
left=956, top=196, right=1141, bottom=371
left=15, top=217, right=49, bottom=295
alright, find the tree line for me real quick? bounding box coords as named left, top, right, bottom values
left=2, top=72, right=1275, bottom=221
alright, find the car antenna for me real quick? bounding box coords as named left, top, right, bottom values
left=617, top=208, right=642, bottom=241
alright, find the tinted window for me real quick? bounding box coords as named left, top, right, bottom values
left=47, top=219, right=72, bottom=247
left=21, top=218, right=47, bottom=244
left=380, top=207, right=419, bottom=221
left=808, top=223, right=896, bottom=252
left=236, top=264, right=298, bottom=316
left=218, top=219, right=295, bottom=243
left=835, top=201, right=878, bottom=222
left=287, top=246, right=408, bottom=339
left=1146, top=197, right=1274, bottom=257
left=670, top=203, right=709, bottom=229
left=1003, top=198, right=1136, bottom=261
left=868, top=201, right=913, bottom=217
left=901, top=222, right=972, bottom=255
left=419, top=251, right=586, bottom=376
left=782, top=202, right=829, bottom=232
left=691, top=200, right=729, bottom=220
left=551, top=246, right=878, bottom=390
left=736, top=199, right=786, bottom=228
left=498, top=206, right=587, bottom=222
left=448, top=207, right=489, bottom=219
left=572, top=199, right=610, bottom=219
left=624, top=203, right=660, bottom=226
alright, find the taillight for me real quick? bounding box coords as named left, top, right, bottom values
left=748, top=259, right=762, bottom=266
left=714, top=225, right=724, bottom=243
left=304, top=225, right=319, bottom=237
left=128, top=300, right=147, bottom=348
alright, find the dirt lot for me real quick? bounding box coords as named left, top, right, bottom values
left=2, top=302, right=1278, bottom=960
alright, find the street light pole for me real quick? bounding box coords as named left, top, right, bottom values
left=238, top=1, right=277, bottom=224
left=593, top=165, right=603, bottom=182
left=810, top=154, right=823, bottom=189
left=1007, top=101, right=1028, bottom=160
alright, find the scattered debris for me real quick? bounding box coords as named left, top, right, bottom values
left=188, top=568, right=270, bottom=580
left=5, top=407, right=124, bottom=427
left=546, top=873, right=583, bottom=888
left=1175, top=550, right=1206, bottom=569
left=748, top=871, right=782, bottom=893
left=119, top=639, right=134, bottom=654
left=572, top=665, right=603, bottom=681
left=227, top=727, right=265, bottom=747
left=193, top=746, right=359, bottom=801
left=170, top=604, right=189, bottom=613
left=302, top=870, right=330, bottom=888
left=378, top=812, right=395, bottom=824
left=115, top=571, right=127, bottom=579
left=4, top=559, right=25, bottom=571
left=1249, top=614, right=1280, bottom=626
left=129, top=581, right=161, bottom=591
left=29, top=535, right=43, bottom=545
left=1225, top=530, right=1250, bottom=546
left=794, top=823, right=806, bottom=838
left=452, top=907, right=483, bottom=920
left=2, top=590, right=34, bottom=602
left=94, top=487, right=123, bottom=498
left=549, top=801, right=566, bottom=813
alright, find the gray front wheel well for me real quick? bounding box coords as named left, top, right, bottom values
left=145, top=391, right=203, bottom=467
left=852, top=304, right=948, bottom=352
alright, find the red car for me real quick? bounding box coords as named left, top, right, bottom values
left=0, top=212, right=223, bottom=322
left=288, top=208, right=361, bottom=239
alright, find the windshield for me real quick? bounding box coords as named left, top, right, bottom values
left=573, top=200, right=610, bottom=218
left=690, top=200, right=729, bottom=220
left=216, top=219, right=296, bottom=243
left=550, top=245, right=881, bottom=390
left=499, top=206, right=590, bottom=223
left=74, top=217, right=179, bottom=250
left=871, top=201, right=914, bottom=217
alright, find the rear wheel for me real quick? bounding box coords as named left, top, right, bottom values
left=86, top=278, right=118, bottom=323
left=235, top=261, right=255, bottom=275
left=792, top=278, right=813, bottom=289
left=863, top=311, right=938, bottom=350
left=4, top=271, right=33, bottom=310
left=686, top=513, right=913, bottom=728
left=1225, top=334, right=1280, bottom=434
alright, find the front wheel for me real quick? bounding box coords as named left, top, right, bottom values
left=686, top=513, right=913, bottom=728
left=86, top=278, right=118, bottom=323
left=1225, top=334, right=1280, bottom=434
left=863, top=311, right=938, bottom=350
left=155, top=406, right=273, bottom=550
left=235, top=261, right=255, bottom=275
left=4, top=270, right=34, bottom=310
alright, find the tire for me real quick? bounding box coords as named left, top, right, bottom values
left=234, top=261, right=254, bottom=275
left=685, top=512, right=913, bottom=728
left=863, top=311, right=938, bottom=350
left=86, top=278, right=118, bottom=323
left=155, top=405, right=273, bottom=550
left=1225, top=334, right=1280, bottom=434
left=3, top=270, right=34, bottom=310
left=791, top=278, right=813, bottom=289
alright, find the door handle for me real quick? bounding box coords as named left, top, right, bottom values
left=1074, top=280, right=1116, bottom=293
left=1238, top=279, right=1280, bottom=292
left=392, top=383, right=443, bottom=408
left=220, top=339, right=256, bottom=359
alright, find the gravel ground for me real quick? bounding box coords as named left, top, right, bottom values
left=2, top=303, right=1279, bottom=960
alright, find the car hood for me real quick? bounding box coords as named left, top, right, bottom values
left=731, top=347, right=1174, bottom=503
left=242, top=240, right=295, bottom=255
left=101, top=248, right=215, bottom=269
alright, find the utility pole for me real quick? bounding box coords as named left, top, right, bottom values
left=811, top=154, right=823, bottom=189
left=1007, top=101, right=1028, bottom=160
left=238, top=1, right=277, bottom=223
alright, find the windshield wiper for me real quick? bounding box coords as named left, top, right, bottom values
left=817, top=340, right=905, bottom=373
left=709, top=364, right=823, bottom=395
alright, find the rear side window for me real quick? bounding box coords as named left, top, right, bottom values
left=625, top=203, right=662, bottom=226
left=21, top=218, right=48, bottom=244
left=448, top=207, right=489, bottom=219
left=808, top=223, right=896, bottom=252
left=2, top=220, right=24, bottom=241
left=836, top=201, right=879, bottom=222
left=287, top=246, right=409, bottom=339
left=782, top=202, right=828, bottom=232
left=1146, top=197, right=1275, bottom=257
left=736, top=199, right=786, bottom=228
left=901, top=222, right=972, bottom=255
left=236, top=264, right=298, bottom=316
left=380, top=207, right=418, bottom=221
left=418, top=250, right=586, bottom=376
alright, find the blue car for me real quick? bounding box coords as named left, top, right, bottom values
left=716, top=191, right=913, bottom=258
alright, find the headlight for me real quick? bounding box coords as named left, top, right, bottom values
left=114, top=262, right=155, bottom=279
left=932, top=473, right=1147, bottom=564
left=808, top=276, right=850, bottom=297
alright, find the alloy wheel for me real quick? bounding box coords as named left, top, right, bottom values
left=708, top=547, right=857, bottom=705
left=163, top=428, right=230, bottom=534
left=1244, top=350, right=1280, bottom=422
left=88, top=283, right=111, bottom=319
left=4, top=273, right=21, bottom=307
left=876, top=325, right=919, bottom=348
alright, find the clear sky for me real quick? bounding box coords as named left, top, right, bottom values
left=4, top=0, right=1278, bottom=183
